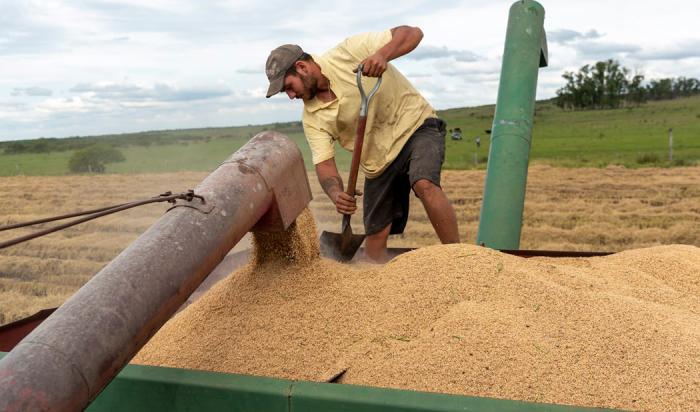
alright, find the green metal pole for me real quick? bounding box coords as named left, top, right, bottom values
left=477, top=0, right=547, bottom=249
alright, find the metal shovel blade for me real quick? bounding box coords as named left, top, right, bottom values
left=319, top=215, right=365, bottom=262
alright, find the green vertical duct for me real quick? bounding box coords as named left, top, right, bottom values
left=477, top=0, right=548, bottom=249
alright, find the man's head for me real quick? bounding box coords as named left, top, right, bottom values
left=265, top=45, right=318, bottom=101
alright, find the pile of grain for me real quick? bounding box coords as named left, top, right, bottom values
left=133, top=210, right=700, bottom=411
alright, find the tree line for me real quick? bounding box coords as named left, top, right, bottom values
left=556, top=59, right=700, bottom=110
left=0, top=132, right=207, bottom=155
left=0, top=121, right=303, bottom=156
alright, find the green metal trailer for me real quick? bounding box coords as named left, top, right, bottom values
left=0, top=352, right=615, bottom=411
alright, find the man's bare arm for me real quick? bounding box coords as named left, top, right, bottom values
left=360, top=26, right=424, bottom=77
left=316, top=158, right=344, bottom=199
left=316, top=158, right=357, bottom=215
left=383, top=25, right=423, bottom=61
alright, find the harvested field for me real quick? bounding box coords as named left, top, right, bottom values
left=0, top=165, right=699, bottom=325
left=133, top=210, right=700, bottom=412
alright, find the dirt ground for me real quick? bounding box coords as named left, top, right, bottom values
left=0, top=165, right=698, bottom=324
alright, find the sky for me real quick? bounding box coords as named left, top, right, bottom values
left=2, top=0, right=700, bottom=141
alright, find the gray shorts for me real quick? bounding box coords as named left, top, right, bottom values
left=363, top=117, right=446, bottom=235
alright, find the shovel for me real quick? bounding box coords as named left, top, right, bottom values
left=320, top=64, right=382, bottom=262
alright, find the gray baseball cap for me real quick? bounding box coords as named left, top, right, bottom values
left=265, top=44, right=304, bottom=98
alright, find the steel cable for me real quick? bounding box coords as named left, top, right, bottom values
left=0, top=191, right=203, bottom=250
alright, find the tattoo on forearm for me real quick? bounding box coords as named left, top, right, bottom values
left=320, top=176, right=343, bottom=197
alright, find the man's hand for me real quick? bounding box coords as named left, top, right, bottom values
left=356, top=52, right=388, bottom=77
left=354, top=26, right=423, bottom=78
left=317, top=157, right=363, bottom=216
left=333, top=191, right=358, bottom=215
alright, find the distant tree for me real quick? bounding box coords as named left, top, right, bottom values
left=646, top=78, right=674, bottom=100
left=3, top=142, right=29, bottom=154
left=557, top=57, right=700, bottom=110
left=32, top=140, right=50, bottom=154
left=558, top=64, right=586, bottom=109
left=626, top=73, right=647, bottom=106
left=671, top=77, right=700, bottom=98
left=556, top=59, right=635, bottom=110
left=597, top=59, right=628, bottom=108
left=68, top=144, right=125, bottom=173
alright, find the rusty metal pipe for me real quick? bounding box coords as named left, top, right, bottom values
left=0, top=131, right=312, bottom=411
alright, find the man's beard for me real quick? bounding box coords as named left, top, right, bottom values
left=300, top=73, right=318, bottom=100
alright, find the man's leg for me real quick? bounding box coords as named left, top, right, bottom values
left=364, top=222, right=392, bottom=263
left=413, top=179, right=460, bottom=244
left=362, top=154, right=411, bottom=264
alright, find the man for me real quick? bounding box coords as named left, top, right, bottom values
left=265, top=26, right=459, bottom=262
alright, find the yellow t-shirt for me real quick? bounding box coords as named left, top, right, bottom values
left=302, top=30, right=436, bottom=178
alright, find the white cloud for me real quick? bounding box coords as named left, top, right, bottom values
left=69, top=81, right=232, bottom=102
left=548, top=29, right=602, bottom=44
left=11, top=87, right=53, bottom=97
left=407, top=45, right=479, bottom=62
left=633, top=40, right=700, bottom=61
left=1, top=0, right=700, bottom=141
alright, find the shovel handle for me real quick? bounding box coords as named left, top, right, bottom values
left=346, top=64, right=382, bottom=197
left=346, top=116, right=366, bottom=197
left=341, top=213, right=352, bottom=233
left=357, top=63, right=382, bottom=117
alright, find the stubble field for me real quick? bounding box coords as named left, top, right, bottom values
left=0, top=165, right=698, bottom=325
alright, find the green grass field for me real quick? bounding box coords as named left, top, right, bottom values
left=441, top=95, right=700, bottom=169
left=1, top=96, right=698, bottom=176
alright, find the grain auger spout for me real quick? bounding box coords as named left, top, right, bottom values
left=0, top=131, right=312, bottom=412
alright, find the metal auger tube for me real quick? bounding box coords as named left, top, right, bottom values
left=0, top=131, right=312, bottom=411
